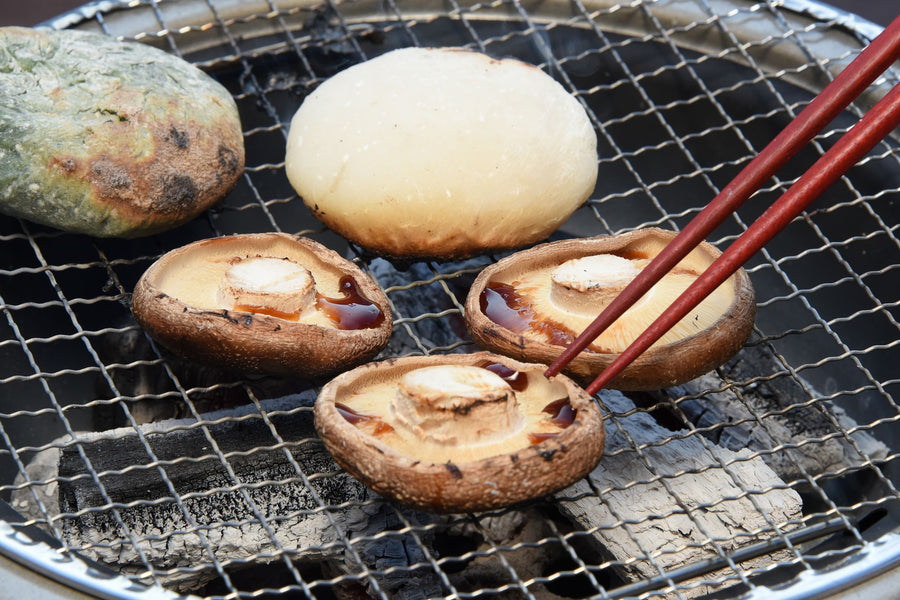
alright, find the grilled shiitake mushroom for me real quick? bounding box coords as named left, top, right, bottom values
left=284, top=47, right=598, bottom=260
left=314, top=352, right=605, bottom=513
left=465, top=228, right=755, bottom=390
left=131, top=233, right=392, bottom=378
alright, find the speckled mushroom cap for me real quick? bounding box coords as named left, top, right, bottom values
left=131, top=233, right=392, bottom=378
left=464, top=228, right=756, bottom=390
left=314, top=352, right=605, bottom=513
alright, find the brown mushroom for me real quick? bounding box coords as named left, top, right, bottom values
left=464, top=228, right=756, bottom=390
left=314, top=352, right=605, bottom=513
left=131, top=233, right=392, bottom=378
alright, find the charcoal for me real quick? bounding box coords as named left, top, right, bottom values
left=556, top=390, right=803, bottom=598
left=12, top=395, right=455, bottom=596
left=330, top=501, right=445, bottom=600
left=369, top=257, right=489, bottom=356
left=663, top=343, right=888, bottom=483
left=92, top=322, right=296, bottom=427
left=46, top=394, right=361, bottom=590
left=444, top=508, right=569, bottom=600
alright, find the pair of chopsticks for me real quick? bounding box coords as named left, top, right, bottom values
left=545, top=16, right=900, bottom=395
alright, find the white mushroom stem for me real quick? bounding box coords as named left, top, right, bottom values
left=549, top=255, right=644, bottom=316
left=389, top=365, right=525, bottom=447
left=217, top=257, right=316, bottom=316
left=540, top=253, right=735, bottom=352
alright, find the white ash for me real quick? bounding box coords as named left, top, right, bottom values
left=13, top=395, right=381, bottom=592
left=665, top=343, right=889, bottom=482
left=556, top=390, right=803, bottom=598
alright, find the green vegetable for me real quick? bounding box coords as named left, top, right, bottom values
left=0, top=27, right=244, bottom=237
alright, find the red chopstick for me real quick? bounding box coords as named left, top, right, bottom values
left=583, top=79, right=900, bottom=394
left=545, top=15, right=900, bottom=387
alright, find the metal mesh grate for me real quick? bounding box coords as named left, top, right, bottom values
left=1, top=0, right=899, bottom=598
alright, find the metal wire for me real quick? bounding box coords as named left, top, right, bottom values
left=0, top=0, right=898, bottom=598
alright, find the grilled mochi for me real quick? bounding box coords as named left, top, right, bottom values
left=284, top=47, right=598, bottom=260
left=131, top=233, right=392, bottom=378
left=314, top=352, right=605, bottom=513
left=0, top=27, right=244, bottom=237
left=465, top=228, right=756, bottom=390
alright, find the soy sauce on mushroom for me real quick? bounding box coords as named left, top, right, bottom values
left=131, top=233, right=392, bottom=378
left=314, top=352, right=605, bottom=513
left=465, top=228, right=756, bottom=390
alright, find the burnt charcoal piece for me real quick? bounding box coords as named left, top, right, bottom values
left=556, top=390, right=802, bottom=598
left=662, top=343, right=889, bottom=483
left=55, top=396, right=370, bottom=591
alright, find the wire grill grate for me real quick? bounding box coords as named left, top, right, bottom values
left=1, top=0, right=899, bottom=598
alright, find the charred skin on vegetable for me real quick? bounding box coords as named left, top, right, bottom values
left=0, top=27, right=244, bottom=237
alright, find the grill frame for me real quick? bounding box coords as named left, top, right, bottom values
left=1, top=0, right=899, bottom=599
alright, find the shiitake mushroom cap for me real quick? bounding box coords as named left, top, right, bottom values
left=131, top=233, right=392, bottom=378
left=314, top=352, right=605, bottom=513
left=464, top=228, right=756, bottom=390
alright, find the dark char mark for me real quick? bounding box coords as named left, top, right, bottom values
left=445, top=462, right=462, bottom=479
left=538, top=449, right=557, bottom=461
left=155, top=173, right=198, bottom=213
left=167, top=126, right=190, bottom=148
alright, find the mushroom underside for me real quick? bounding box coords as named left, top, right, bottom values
left=131, top=233, right=392, bottom=378
left=314, top=352, right=606, bottom=513
left=465, top=229, right=756, bottom=390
